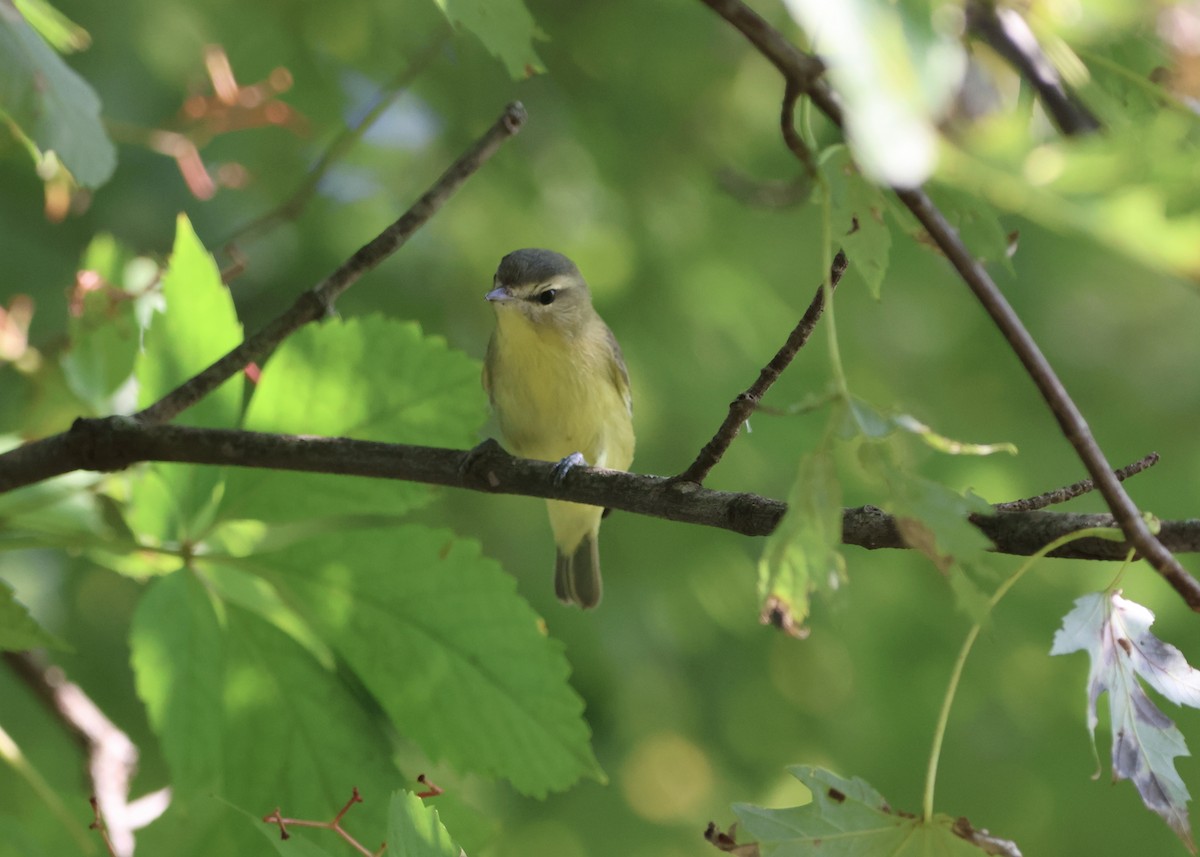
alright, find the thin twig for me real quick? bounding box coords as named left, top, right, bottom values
left=679, top=83, right=827, bottom=486
left=3, top=418, right=1200, bottom=562
left=134, top=101, right=527, bottom=427
left=264, top=787, right=382, bottom=857
left=677, top=251, right=847, bottom=484
left=90, top=796, right=118, bottom=857
left=696, top=0, right=1200, bottom=612
left=415, top=774, right=443, bottom=798
left=995, top=452, right=1160, bottom=512
left=223, top=32, right=452, bottom=247
left=965, top=0, right=1100, bottom=136
left=3, top=652, right=170, bottom=857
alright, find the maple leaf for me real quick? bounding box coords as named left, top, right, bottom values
left=733, top=766, right=1021, bottom=856
left=1051, top=590, right=1200, bottom=852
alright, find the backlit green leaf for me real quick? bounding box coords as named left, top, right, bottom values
left=758, top=447, right=843, bottom=638
left=0, top=579, right=66, bottom=651
left=822, top=145, right=891, bottom=298
left=130, top=569, right=224, bottom=797
left=387, top=790, right=461, bottom=857
left=131, top=214, right=242, bottom=543
left=217, top=605, right=401, bottom=831
left=433, top=0, right=544, bottom=78
left=257, top=525, right=601, bottom=796
left=219, top=315, right=485, bottom=525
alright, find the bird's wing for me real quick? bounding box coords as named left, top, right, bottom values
left=481, top=334, right=497, bottom=406
left=605, top=325, right=633, bottom=416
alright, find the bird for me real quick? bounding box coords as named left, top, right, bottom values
left=482, top=248, right=635, bottom=609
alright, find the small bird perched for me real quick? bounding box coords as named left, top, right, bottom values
left=482, top=249, right=635, bottom=609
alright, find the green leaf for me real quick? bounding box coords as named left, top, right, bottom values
left=735, top=765, right=1001, bottom=855
left=200, top=557, right=333, bottom=666
left=944, top=565, right=992, bottom=626
left=922, top=184, right=1015, bottom=270
left=840, top=397, right=892, bottom=439
left=940, top=108, right=1200, bottom=280
left=135, top=214, right=242, bottom=424
left=217, top=605, right=401, bottom=832
left=60, top=234, right=145, bottom=411
left=388, top=791, right=461, bottom=857
left=857, top=439, right=994, bottom=619
left=84, top=543, right=185, bottom=579
left=433, top=0, right=544, bottom=79
left=0, top=579, right=67, bottom=651
left=857, top=439, right=992, bottom=572
left=131, top=214, right=242, bottom=542
left=260, top=826, right=339, bottom=857
left=0, top=458, right=129, bottom=553
left=758, top=448, right=843, bottom=638
left=219, top=315, right=486, bottom=525
left=135, top=610, right=402, bottom=856
left=130, top=569, right=225, bottom=797
left=1051, top=591, right=1200, bottom=849
left=822, top=145, right=891, bottom=298
left=0, top=813, right=88, bottom=857
left=139, top=798, right=280, bottom=857
left=13, top=0, right=89, bottom=53
left=257, top=525, right=601, bottom=796
left=888, top=473, right=992, bottom=575
left=891, top=414, right=1017, bottom=457
left=0, top=1, right=114, bottom=187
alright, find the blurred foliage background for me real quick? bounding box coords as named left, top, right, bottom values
left=3, top=0, right=1200, bottom=854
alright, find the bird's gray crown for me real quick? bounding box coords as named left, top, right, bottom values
left=496, top=248, right=581, bottom=286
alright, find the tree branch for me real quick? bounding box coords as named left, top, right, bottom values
left=677, top=251, right=847, bottom=485
left=1, top=101, right=527, bottom=496
left=964, top=1, right=1101, bottom=136
left=696, top=0, right=1200, bottom=611
left=135, top=100, right=527, bottom=426
left=3, top=652, right=170, bottom=857
left=994, top=452, right=1159, bottom=512
left=3, top=418, right=1199, bottom=563
left=893, top=187, right=1200, bottom=608
left=780, top=78, right=818, bottom=180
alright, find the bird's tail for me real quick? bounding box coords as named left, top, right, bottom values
left=555, top=531, right=602, bottom=609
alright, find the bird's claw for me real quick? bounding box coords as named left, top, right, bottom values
left=459, top=438, right=505, bottom=485
left=552, top=452, right=588, bottom=486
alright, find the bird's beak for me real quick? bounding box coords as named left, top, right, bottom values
left=485, top=286, right=513, bottom=303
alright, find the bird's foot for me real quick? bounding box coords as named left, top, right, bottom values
left=459, top=438, right=506, bottom=486
left=552, top=452, right=588, bottom=486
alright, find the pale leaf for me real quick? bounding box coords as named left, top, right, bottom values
left=1051, top=591, right=1199, bottom=851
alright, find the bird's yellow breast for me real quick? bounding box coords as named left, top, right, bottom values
left=485, top=310, right=634, bottom=472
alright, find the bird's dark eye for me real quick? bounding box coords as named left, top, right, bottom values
left=537, top=289, right=558, bottom=305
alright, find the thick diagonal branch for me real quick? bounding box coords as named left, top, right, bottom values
left=965, top=1, right=1100, bottom=136
left=696, top=0, right=1200, bottom=611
